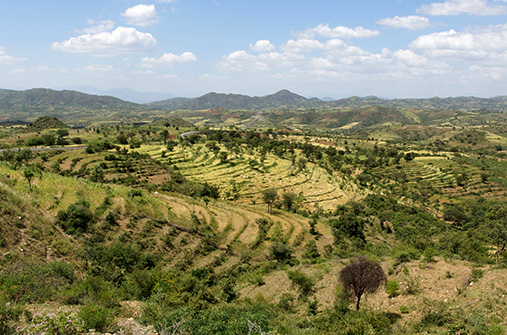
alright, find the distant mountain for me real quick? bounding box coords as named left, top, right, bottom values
left=330, top=95, right=507, bottom=111
left=150, top=89, right=507, bottom=112
left=1, top=87, right=507, bottom=128
left=0, top=88, right=136, bottom=109
left=64, top=86, right=172, bottom=104
left=0, top=88, right=149, bottom=126
left=150, top=89, right=324, bottom=110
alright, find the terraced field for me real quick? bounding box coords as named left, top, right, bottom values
left=155, top=191, right=332, bottom=256
left=370, top=155, right=506, bottom=202
left=134, top=144, right=365, bottom=211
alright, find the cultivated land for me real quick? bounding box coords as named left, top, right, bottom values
left=0, top=91, right=507, bottom=334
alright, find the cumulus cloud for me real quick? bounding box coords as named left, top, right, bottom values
left=376, top=16, right=431, bottom=30
left=282, top=39, right=325, bottom=53
left=83, top=19, right=115, bottom=34
left=0, top=48, right=26, bottom=64
left=250, top=40, right=275, bottom=52
left=417, top=0, right=507, bottom=16
left=219, top=32, right=447, bottom=81
left=122, top=4, right=159, bottom=27
left=141, top=52, right=197, bottom=67
left=298, top=24, right=380, bottom=39
left=51, top=27, right=157, bottom=56
left=393, top=50, right=429, bottom=66
left=410, top=23, right=507, bottom=61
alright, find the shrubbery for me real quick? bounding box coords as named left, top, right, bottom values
left=56, top=200, right=95, bottom=234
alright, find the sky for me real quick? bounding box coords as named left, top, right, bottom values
left=2, top=0, right=507, bottom=100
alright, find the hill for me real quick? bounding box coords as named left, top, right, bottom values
left=150, top=89, right=324, bottom=110
left=0, top=120, right=507, bottom=334
left=151, top=89, right=507, bottom=112
left=1, top=87, right=507, bottom=131
left=0, top=88, right=154, bottom=127
left=28, top=116, right=69, bottom=130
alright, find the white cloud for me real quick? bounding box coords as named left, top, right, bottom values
left=410, top=24, right=507, bottom=61
left=84, top=64, right=117, bottom=72
left=417, top=0, right=507, bottom=16
left=298, top=24, right=380, bottom=39
left=0, top=48, right=27, bottom=64
left=51, top=27, right=157, bottom=56
left=141, top=52, right=197, bottom=67
left=83, top=20, right=115, bottom=34
left=122, top=4, right=159, bottom=27
left=282, top=39, right=325, bottom=52
left=36, top=65, right=54, bottom=72
left=376, top=16, right=431, bottom=30
left=393, top=50, right=429, bottom=66
left=250, top=40, right=275, bottom=52
left=219, top=34, right=448, bottom=82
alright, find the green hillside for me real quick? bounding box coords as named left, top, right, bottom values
left=0, top=117, right=506, bottom=334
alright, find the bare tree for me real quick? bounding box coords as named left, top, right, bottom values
left=339, top=256, right=386, bottom=310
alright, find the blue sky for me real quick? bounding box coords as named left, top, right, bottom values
left=2, top=0, right=507, bottom=100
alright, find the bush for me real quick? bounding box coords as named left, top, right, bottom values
left=25, top=311, right=86, bottom=335
left=0, top=261, right=75, bottom=303
left=287, top=270, right=315, bottom=299
left=148, top=305, right=272, bottom=335
left=56, top=200, right=94, bottom=234
left=269, top=241, right=295, bottom=264
left=277, top=293, right=295, bottom=312
left=78, top=305, right=112, bottom=332
left=386, top=280, right=400, bottom=298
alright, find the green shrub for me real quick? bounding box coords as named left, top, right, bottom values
left=277, top=293, right=295, bottom=312
left=392, top=244, right=421, bottom=265
left=386, top=280, right=400, bottom=298
left=148, top=305, right=272, bottom=335
left=0, top=261, right=75, bottom=303
left=78, top=305, right=112, bottom=332
left=25, top=311, right=85, bottom=335
left=56, top=200, right=94, bottom=234
left=287, top=270, right=315, bottom=299
left=269, top=241, right=295, bottom=264
left=0, top=296, right=23, bottom=335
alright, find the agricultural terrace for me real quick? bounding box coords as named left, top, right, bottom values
left=132, top=141, right=366, bottom=212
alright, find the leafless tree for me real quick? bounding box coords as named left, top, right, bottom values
left=339, top=256, right=386, bottom=310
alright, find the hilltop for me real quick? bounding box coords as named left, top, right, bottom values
left=28, top=116, right=69, bottom=130
left=150, top=89, right=323, bottom=110
left=0, top=88, right=151, bottom=127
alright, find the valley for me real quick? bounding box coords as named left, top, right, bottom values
left=0, top=90, right=506, bottom=334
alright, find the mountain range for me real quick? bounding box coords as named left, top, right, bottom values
left=0, top=88, right=506, bottom=127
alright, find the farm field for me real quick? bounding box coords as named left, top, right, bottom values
left=1, top=114, right=507, bottom=334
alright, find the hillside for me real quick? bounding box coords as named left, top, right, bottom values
left=28, top=116, right=69, bottom=130
left=1, top=88, right=507, bottom=129
left=0, top=118, right=506, bottom=334
left=152, top=89, right=507, bottom=112
left=0, top=88, right=154, bottom=127
left=150, top=89, right=322, bottom=110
